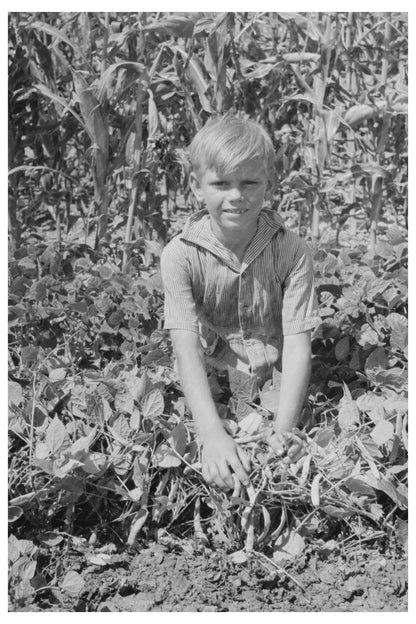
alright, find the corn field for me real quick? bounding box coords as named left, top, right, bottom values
left=9, top=12, right=407, bottom=260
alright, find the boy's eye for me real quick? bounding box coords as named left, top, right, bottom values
left=212, top=180, right=258, bottom=187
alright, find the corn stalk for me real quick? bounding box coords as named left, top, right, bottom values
left=122, top=78, right=147, bottom=270
left=368, top=16, right=393, bottom=251
left=72, top=71, right=109, bottom=244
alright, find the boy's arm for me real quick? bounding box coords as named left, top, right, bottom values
left=268, top=331, right=311, bottom=457
left=170, top=329, right=251, bottom=490
left=275, top=330, right=311, bottom=432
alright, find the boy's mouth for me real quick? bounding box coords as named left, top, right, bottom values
left=223, top=208, right=247, bottom=215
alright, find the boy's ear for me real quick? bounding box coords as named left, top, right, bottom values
left=264, top=183, right=273, bottom=202
left=190, top=172, right=204, bottom=202
left=266, top=176, right=277, bottom=200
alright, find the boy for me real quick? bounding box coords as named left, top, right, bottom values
left=160, top=115, right=319, bottom=491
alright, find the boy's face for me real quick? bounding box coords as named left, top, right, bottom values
left=190, top=158, right=269, bottom=238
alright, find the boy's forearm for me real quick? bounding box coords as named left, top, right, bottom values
left=173, top=342, right=225, bottom=441
left=274, top=333, right=311, bottom=433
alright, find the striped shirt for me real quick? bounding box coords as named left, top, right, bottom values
left=160, top=208, right=319, bottom=381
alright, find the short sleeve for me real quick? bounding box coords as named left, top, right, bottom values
left=281, top=238, right=320, bottom=335
left=160, top=239, right=199, bottom=333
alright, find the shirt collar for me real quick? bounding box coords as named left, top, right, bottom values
left=180, top=208, right=285, bottom=245
left=179, top=208, right=286, bottom=271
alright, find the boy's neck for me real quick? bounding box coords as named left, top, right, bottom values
left=209, top=218, right=259, bottom=261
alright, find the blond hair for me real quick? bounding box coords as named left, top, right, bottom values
left=189, top=115, right=276, bottom=181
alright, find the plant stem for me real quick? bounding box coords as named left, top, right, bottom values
left=122, top=80, right=145, bottom=270
left=254, top=551, right=306, bottom=592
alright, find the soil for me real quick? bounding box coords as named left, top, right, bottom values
left=26, top=539, right=408, bottom=612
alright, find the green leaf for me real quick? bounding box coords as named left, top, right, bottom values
left=114, top=389, right=134, bottom=415
left=375, top=241, right=394, bottom=259
left=49, top=368, right=67, bottom=382
left=366, top=367, right=406, bottom=391
left=86, top=553, right=113, bottom=567
left=238, top=412, right=264, bottom=435
left=98, top=265, right=113, bottom=280
left=168, top=422, right=187, bottom=456
left=338, top=383, right=360, bottom=430
left=111, top=415, right=131, bottom=443
left=142, top=388, right=164, bottom=419
left=384, top=396, right=408, bottom=416
left=361, top=475, right=407, bottom=509
left=53, top=458, right=84, bottom=478
left=365, top=347, right=389, bottom=372
left=69, top=427, right=97, bottom=457
left=35, top=83, right=87, bottom=132
left=45, top=416, right=67, bottom=455
left=321, top=505, right=353, bottom=518
left=8, top=535, right=20, bottom=563
left=371, top=420, right=395, bottom=446
left=387, top=313, right=408, bottom=352
left=343, top=104, right=375, bottom=127
left=314, top=426, right=335, bottom=448
left=386, top=224, right=405, bottom=246
left=113, top=452, right=132, bottom=476
left=124, top=370, right=152, bottom=402
left=259, top=387, right=280, bottom=413
left=31, top=21, right=89, bottom=63
left=38, top=533, right=64, bottom=548
left=96, top=62, right=146, bottom=104
left=153, top=444, right=181, bottom=468
left=357, top=325, right=380, bottom=348
left=15, top=557, right=37, bottom=583
left=20, top=345, right=39, bottom=366
left=130, top=408, right=142, bottom=430
left=147, top=90, right=159, bottom=140
left=8, top=506, right=23, bottom=523
left=273, top=529, right=305, bottom=562
left=395, top=518, right=408, bottom=549
left=229, top=550, right=248, bottom=564
left=17, top=539, right=36, bottom=557
left=60, top=570, right=85, bottom=597
left=145, top=15, right=195, bottom=38
left=173, top=47, right=212, bottom=113
left=233, top=400, right=254, bottom=422
left=81, top=452, right=107, bottom=475
left=72, top=72, right=109, bottom=175
left=8, top=381, right=23, bottom=407
left=344, top=477, right=376, bottom=496
left=334, top=336, right=350, bottom=361
left=126, top=486, right=144, bottom=502
left=356, top=392, right=385, bottom=422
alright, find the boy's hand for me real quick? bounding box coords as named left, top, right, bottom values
left=267, top=428, right=307, bottom=464
left=201, top=431, right=251, bottom=491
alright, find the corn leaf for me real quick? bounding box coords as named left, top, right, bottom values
left=173, top=46, right=212, bottom=113
left=30, top=21, right=89, bottom=64
left=34, top=83, right=86, bottom=132
left=144, top=15, right=195, bottom=39
left=96, top=61, right=147, bottom=104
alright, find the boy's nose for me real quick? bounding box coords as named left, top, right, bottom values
left=228, top=186, right=243, bottom=201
